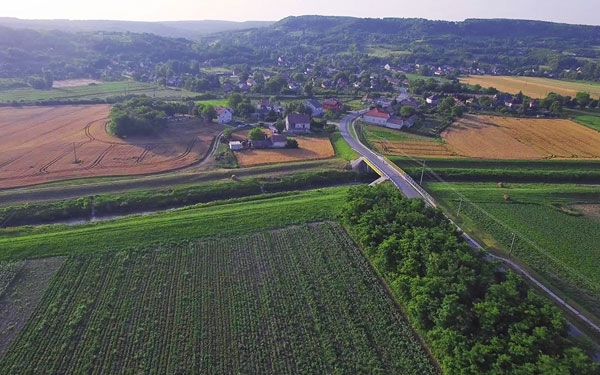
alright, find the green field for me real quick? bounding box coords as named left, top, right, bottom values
left=573, top=115, right=600, bottom=131
left=0, top=81, right=195, bottom=102
left=0, top=223, right=437, bottom=374
left=0, top=187, right=350, bottom=261
left=329, top=131, right=360, bottom=160
left=392, top=157, right=600, bottom=183
left=426, top=182, right=600, bottom=318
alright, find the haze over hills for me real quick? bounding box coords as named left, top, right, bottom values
left=0, top=17, right=274, bottom=39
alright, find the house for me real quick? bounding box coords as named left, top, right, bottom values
left=323, top=98, right=342, bottom=111
left=363, top=108, right=391, bottom=126
left=305, top=99, right=323, bottom=117
left=229, top=141, right=243, bottom=151
left=426, top=94, right=442, bottom=105
left=286, top=113, right=311, bottom=133
left=385, top=115, right=417, bottom=130
left=252, top=139, right=272, bottom=149
left=215, top=107, right=233, bottom=124
left=270, top=134, right=287, bottom=148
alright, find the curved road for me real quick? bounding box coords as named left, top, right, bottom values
left=339, top=112, right=600, bottom=336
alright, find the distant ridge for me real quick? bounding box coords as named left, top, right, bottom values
left=0, top=17, right=274, bottom=39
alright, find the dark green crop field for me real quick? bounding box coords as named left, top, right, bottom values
left=0, top=223, right=437, bottom=374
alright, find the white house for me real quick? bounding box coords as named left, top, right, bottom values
left=229, top=141, right=243, bottom=150
left=362, top=108, right=391, bottom=126
left=215, top=107, right=233, bottom=124
left=286, top=113, right=311, bottom=134
left=305, top=99, right=323, bottom=117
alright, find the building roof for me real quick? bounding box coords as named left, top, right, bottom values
left=287, top=113, right=310, bottom=124
left=306, top=99, right=322, bottom=109
left=215, top=106, right=232, bottom=115
left=364, top=108, right=391, bottom=119
left=271, top=134, right=287, bottom=143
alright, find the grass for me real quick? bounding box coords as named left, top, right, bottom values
left=195, top=98, right=229, bottom=107
left=573, top=115, right=600, bottom=131
left=0, top=81, right=195, bottom=102
left=0, top=187, right=351, bottom=261
left=0, top=223, right=437, bottom=374
left=329, top=131, right=359, bottom=160
left=391, top=157, right=600, bottom=183
left=425, top=182, right=600, bottom=319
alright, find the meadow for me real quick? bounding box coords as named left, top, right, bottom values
left=0, top=81, right=194, bottom=103
left=426, top=182, right=600, bottom=319
left=460, top=75, right=600, bottom=99
left=0, top=223, right=437, bottom=374
left=0, top=187, right=351, bottom=261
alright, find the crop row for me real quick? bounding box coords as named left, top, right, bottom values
left=0, top=223, right=437, bottom=374
left=0, top=260, right=25, bottom=297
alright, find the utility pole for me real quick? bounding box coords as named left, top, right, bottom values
left=509, top=232, right=516, bottom=256
left=419, top=160, right=425, bottom=185
left=73, top=142, right=78, bottom=163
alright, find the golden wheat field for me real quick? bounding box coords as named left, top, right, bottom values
left=442, top=115, right=600, bottom=159
left=374, top=115, right=600, bottom=160
left=460, top=76, right=600, bottom=99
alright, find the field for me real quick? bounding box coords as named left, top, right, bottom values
left=0, top=258, right=66, bottom=358
left=0, top=187, right=350, bottom=261
left=0, top=105, right=223, bottom=188
left=366, top=125, right=456, bottom=158
left=443, top=115, right=600, bottom=159
left=0, top=81, right=195, bottom=103
left=426, top=182, right=600, bottom=319
left=232, top=129, right=335, bottom=167
left=460, top=75, right=600, bottom=99
left=0, top=223, right=437, bottom=374
left=370, top=116, right=600, bottom=160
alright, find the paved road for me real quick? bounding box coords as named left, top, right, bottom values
left=339, top=113, right=421, bottom=198
left=340, top=111, right=600, bottom=336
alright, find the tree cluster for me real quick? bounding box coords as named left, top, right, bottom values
left=341, top=184, right=598, bottom=375
left=107, top=97, right=179, bottom=137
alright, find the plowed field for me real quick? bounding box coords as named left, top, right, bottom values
left=0, top=105, right=222, bottom=188
left=232, top=129, right=334, bottom=167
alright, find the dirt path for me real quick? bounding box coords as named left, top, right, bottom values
left=0, top=257, right=66, bottom=358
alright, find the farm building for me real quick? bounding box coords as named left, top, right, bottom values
left=363, top=108, right=391, bottom=126
left=305, top=99, right=323, bottom=117
left=271, top=134, right=287, bottom=148
left=229, top=141, right=244, bottom=150
left=286, top=113, right=311, bottom=134
left=323, top=98, right=342, bottom=111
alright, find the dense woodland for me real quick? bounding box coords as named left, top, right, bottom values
left=1, top=16, right=600, bottom=85
left=342, top=184, right=599, bottom=375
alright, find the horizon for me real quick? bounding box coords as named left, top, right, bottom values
left=3, top=0, right=599, bottom=27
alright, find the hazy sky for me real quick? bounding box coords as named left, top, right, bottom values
left=3, top=0, right=599, bottom=26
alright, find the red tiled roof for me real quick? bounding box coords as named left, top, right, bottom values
left=364, top=108, right=391, bottom=119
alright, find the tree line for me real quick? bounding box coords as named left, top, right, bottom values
left=341, top=184, right=598, bottom=374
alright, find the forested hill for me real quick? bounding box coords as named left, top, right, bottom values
left=0, top=17, right=273, bottom=39
left=1, top=16, right=600, bottom=81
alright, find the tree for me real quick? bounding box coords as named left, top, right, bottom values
left=274, top=119, right=286, bottom=134
left=399, top=106, right=416, bottom=118
left=549, top=101, right=563, bottom=116
left=202, top=105, right=217, bottom=122
left=285, top=138, right=299, bottom=148
left=575, top=92, right=591, bottom=108
left=248, top=127, right=266, bottom=141
left=228, top=93, right=244, bottom=109
left=222, top=128, right=233, bottom=141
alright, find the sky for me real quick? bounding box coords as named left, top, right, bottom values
left=3, top=0, right=599, bottom=26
